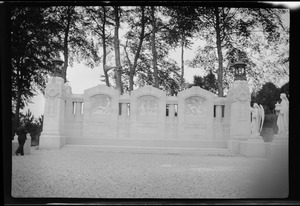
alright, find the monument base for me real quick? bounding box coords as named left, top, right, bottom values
left=240, top=137, right=266, bottom=158
left=66, top=137, right=228, bottom=149
left=228, top=136, right=268, bottom=158
left=272, top=134, right=288, bottom=143
left=227, top=139, right=240, bottom=154
left=270, top=137, right=288, bottom=160
left=227, top=136, right=248, bottom=154
left=39, top=132, right=66, bottom=149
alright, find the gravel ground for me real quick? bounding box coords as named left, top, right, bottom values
left=11, top=147, right=289, bottom=199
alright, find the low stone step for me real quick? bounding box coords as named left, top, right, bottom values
left=66, top=138, right=228, bottom=149
left=61, top=144, right=235, bottom=156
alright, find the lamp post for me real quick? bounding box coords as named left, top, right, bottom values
left=230, top=60, right=247, bottom=81
left=104, top=65, right=122, bottom=72
left=52, top=56, right=64, bottom=77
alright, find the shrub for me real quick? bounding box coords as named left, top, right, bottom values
left=261, top=113, right=278, bottom=142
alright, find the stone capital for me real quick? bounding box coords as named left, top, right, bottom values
left=45, top=77, right=65, bottom=98
left=226, top=81, right=251, bottom=103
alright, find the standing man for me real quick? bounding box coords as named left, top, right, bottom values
left=15, top=125, right=27, bottom=156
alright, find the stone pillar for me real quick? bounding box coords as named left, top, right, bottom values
left=122, top=103, right=128, bottom=116
left=271, top=128, right=289, bottom=160
left=215, top=105, right=222, bottom=120
left=214, top=105, right=223, bottom=140
left=75, top=101, right=82, bottom=120
left=226, top=80, right=251, bottom=154
left=39, top=77, right=67, bottom=149
left=65, top=100, right=73, bottom=121
left=169, top=104, right=175, bottom=118
left=227, top=80, right=251, bottom=139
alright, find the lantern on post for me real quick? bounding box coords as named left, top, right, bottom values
left=52, top=56, right=64, bottom=77
left=104, top=65, right=122, bottom=72
left=230, top=60, right=247, bottom=81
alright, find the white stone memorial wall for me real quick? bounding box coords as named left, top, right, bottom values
left=129, top=85, right=166, bottom=140
left=39, top=77, right=252, bottom=150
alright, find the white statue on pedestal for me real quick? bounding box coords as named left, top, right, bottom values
left=250, top=103, right=264, bottom=137
left=275, top=93, right=289, bottom=137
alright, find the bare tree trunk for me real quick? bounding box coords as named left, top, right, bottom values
left=114, top=6, right=123, bottom=94
left=151, top=6, right=159, bottom=88
left=13, top=62, right=23, bottom=135
left=102, top=6, right=110, bottom=86
left=214, top=7, right=224, bottom=97
left=62, top=7, right=72, bottom=83
left=14, top=83, right=22, bottom=132
left=180, top=34, right=185, bottom=89
left=129, top=60, right=134, bottom=92
left=129, top=6, right=145, bottom=92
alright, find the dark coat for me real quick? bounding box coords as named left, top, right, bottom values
left=16, top=126, right=27, bottom=141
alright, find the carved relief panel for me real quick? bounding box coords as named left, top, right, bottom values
left=45, top=82, right=61, bottom=116
left=185, top=96, right=206, bottom=117
left=227, top=82, right=251, bottom=103
left=137, top=95, right=159, bottom=118
left=236, top=86, right=249, bottom=101
left=90, top=94, right=112, bottom=116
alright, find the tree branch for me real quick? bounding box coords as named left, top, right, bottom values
left=132, top=6, right=145, bottom=70
left=123, top=40, right=133, bottom=69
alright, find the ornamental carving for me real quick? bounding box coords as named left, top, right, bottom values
left=236, top=86, right=250, bottom=101
left=45, top=85, right=60, bottom=98
left=90, top=94, right=112, bottom=115
left=227, top=82, right=250, bottom=103
left=185, top=96, right=206, bottom=116
left=45, top=77, right=64, bottom=98
left=137, top=95, right=159, bottom=116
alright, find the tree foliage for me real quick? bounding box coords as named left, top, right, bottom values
left=11, top=5, right=289, bottom=123
left=190, top=71, right=218, bottom=94
left=122, top=6, right=147, bottom=92
left=162, top=6, right=200, bottom=88
left=46, top=6, right=100, bottom=82
left=120, top=6, right=183, bottom=95
left=188, top=7, right=288, bottom=96
left=251, top=82, right=280, bottom=114
left=83, top=6, right=115, bottom=86
left=18, top=110, right=43, bottom=145
left=11, top=7, right=60, bottom=131
left=280, top=82, right=289, bottom=98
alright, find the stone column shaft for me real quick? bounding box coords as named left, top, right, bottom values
left=169, top=104, right=175, bottom=118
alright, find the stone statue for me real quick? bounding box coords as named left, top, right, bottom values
left=250, top=103, right=265, bottom=137
left=275, top=93, right=289, bottom=137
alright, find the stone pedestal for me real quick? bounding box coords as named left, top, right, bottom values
left=272, top=134, right=289, bottom=143
left=270, top=135, right=288, bottom=160
left=227, top=138, right=241, bottom=154
left=240, top=137, right=266, bottom=158
left=226, top=80, right=251, bottom=140
left=39, top=77, right=67, bottom=149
